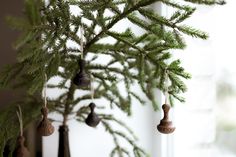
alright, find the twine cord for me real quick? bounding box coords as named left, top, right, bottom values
left=16, top=105, right=23, bottom=136
left=165, top=91, right=169, bottom=104
left=44, top=74, right=47, bottom=108
left=90, top=74, right=94, bottom=101
left=164, top=69, right=169, bottom=104
left=80, top=25, right=84, bottom=59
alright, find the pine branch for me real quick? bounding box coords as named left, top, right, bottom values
left=84, top=0, right=161, bottom=53
left=184, top=0, right=226, bottom=5
left=0, top=0, right=225, bottom=156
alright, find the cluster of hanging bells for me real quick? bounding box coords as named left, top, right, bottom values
left=13, top=24, right=176, bottom=157
left=14, top=56, right=98, bottom=157
left=14, top=58, right=175, bottom=157
left=73, top=57, right=175, bottom=134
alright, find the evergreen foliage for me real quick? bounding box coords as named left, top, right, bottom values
left=0, top=0, right=224, bottom=156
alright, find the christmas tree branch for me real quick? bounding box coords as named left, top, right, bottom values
left=84, top=0, right=161, bottom=54
left=0, top=0, right=225, bottom=156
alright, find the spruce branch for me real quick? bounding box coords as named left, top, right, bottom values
left=0, top=0, right=225, bottom=156
left=84, top=0, right=161, bottom=53
left=184, top=0, right=226, bottom=5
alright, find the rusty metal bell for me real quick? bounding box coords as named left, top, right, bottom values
left=15, top=136, right=30, bottom=157
left=37, top=107, right=55, bottom=136
left=85, top=103, right=101, bottom=127
left=157, top=104, right=175, bottom=134
left=73, top=58, right=90, bottom=88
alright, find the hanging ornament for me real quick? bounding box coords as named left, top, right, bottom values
left=15, top=106, right=30, bottom=157
left=85, top=102, right=101, bottom=127
left=157, top=70, right=175, bottom=134
left=37, top=74, right=55, bottom=136
left=73, top=58, right=90, bottom=88
left=37, top=107, right=55, bottom=136
left=85, top=76, right=101, bottom=127
left=73, top=26, right=90, bottom=88
left=157, top=104, right=175, bottom=134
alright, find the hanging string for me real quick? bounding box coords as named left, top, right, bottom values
left=80, top=25, right=84, bottom=59
left=16, top=105, right=23, bottom=136
left=43, top=73, right=47, bottom=108
left=164, top=69, right=169, bottom=104
left=90, top=74, right=94, bottom=101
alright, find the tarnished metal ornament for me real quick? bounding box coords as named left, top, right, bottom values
left=15, top=136, right=30, bottom=157
left=73, top=58, right=90, bottom=88
left=37, top=107, right=55, bottom=136
left=157, top=104, right=175, bottom=134
left=85, top=103, right=101, bottom=127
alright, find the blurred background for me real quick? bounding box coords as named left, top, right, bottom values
left=0, top=1, right=236, bottom=157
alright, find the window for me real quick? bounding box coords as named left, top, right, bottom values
left=164, top=1, right=236, bottom=157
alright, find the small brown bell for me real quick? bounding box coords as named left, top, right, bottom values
left=37, top=107, right=55, bottom=136
left=15, top=136, right=30, bottom=157
left=157, top=104, right=175, bottom=134
left=73, top=58, right=90, bottom=88
left=85, top=103, right=101, bottom=127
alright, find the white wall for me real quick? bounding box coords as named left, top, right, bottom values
left=172, top=1, right=236, bottom=157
